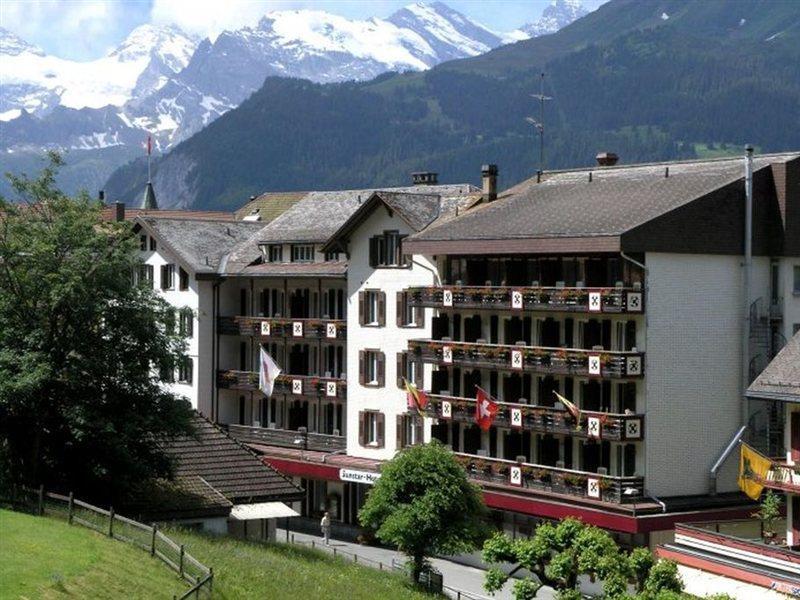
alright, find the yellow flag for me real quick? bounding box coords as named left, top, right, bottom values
left=738, top=443, right=773, bottom=501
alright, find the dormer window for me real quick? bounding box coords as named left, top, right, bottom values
left=291, top=244, right=314, bottom=263
left=263, top=244, right=282, bottom=263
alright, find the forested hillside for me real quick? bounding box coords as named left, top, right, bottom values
left=105, top=0, right=800, bottom=210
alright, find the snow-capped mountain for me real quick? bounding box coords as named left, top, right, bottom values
left=522, top=0, right=589, bottom=37
left=0, top=24, right=197, bottom=121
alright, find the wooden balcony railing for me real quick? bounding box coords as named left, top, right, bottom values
left=762, top=463, right=800, bottom=494
left=453, top=452, right=644, bottom=504
left=417, top=394, right=643, bottom=441
left=227, top=424, right=346, bottom=453
left=408, top=339, right=644, bottom=379
left=217, top=370, right=347, bottom=400
left=218, top=316, right=346, bottom=340
left=406, top=285, right=644, bottom=314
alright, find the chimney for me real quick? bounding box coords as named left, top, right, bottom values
left=481, top=164, right=498, bottom=201
left=596, top=152, right=619, bottom=167
left=114, top=201, right=125, bottom=222
left=98, top=190, right=105, bottom=202
left=411, top=171, right=438, bottom=186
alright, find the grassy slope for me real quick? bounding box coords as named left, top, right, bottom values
left=0, top=509, right=187, bottom=599
left=162, top=526, right=441, bottom=600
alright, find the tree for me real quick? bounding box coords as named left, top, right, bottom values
left=0, top=153, right=193, bottom=502
left=752, top=490, right=782, bottom=541
left=482, top=517, right=683, bottom=599
left=359, top=441, right=487, bottom=584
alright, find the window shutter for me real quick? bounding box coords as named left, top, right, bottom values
left=359, top=350, right=366, bottom=386
left=397, top=415, right=405, bottom=449
left=396, top=291, right=404, bottom=326
left=160, top=265, right=167, bottom=289
left=376, top=412, right=385, bottom=448
left=358, top=291, right=365, bottom=326
left=414, top=359, right=423, bottom=389
left=415, top=303, right=424, bottom=328
left=186, top=310, right=194, bottom=338
left=358, top=411, right=366, bottom=446
left=377, top=292, right=386, bottom=326
left=369, top=237, right=378, bottom=267
left=377, top=352, right=385, bottom=387
left=396, top=352, right=405, bottom=389
left=414, top=416, right=423, bottom=446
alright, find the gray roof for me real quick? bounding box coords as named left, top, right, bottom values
left=140, top=182, right=158, bottom=210
left=235, top=260, right=347, bottom=278
left=225, top=183, right=478, bottom=273
left=137, top=216, right=263, bottom=274
left=747, top=332, right=800, bottom=403
left=409, top=153, right=800, bottom=244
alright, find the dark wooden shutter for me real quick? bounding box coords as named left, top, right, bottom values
left=358, top=291, right=365, bottom=325
left=369, top=236, right=378, bottom=267
left=160, top=265, right=167, bottom=289
left=358, top=411, right=366, bottom=446
left=397, top=415, right=405, bottom=449
left=376, top=412, right=385, bottom=448
left=396, top=352, right=405, bottom=388
left=377, top=292, right=386, bottom=326
left=377, top=352, right=385, bottom=387
left=414, top=302, right=424, bottom=327
left=396, top=291, right=404, bottom=326
left=359, top=350, right=366, bottom=385
left=414, top=359, right=423, bottom=389
left=414, top=417, right=423, bottom=446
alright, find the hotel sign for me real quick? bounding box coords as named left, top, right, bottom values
left=339, top=469, right=381, bottom=486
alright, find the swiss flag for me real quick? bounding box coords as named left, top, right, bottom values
left=474, top=386, right=499, bottom=431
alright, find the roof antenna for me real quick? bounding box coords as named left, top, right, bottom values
left=525, top=72, right=552, bottom=175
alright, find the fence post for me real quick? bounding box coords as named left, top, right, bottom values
left=353, top=554, right=357, bottom=564
left=151, top=524, right=157, bottom=557
left=37, top=485, right=44, bottom=516
left=179, top=544, right=185, bottom=577
left=68, top=492, right=74, bottom=525
left=108, top=507, right=114, bottom=538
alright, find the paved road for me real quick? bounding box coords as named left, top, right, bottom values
left=277, top=528, right=555, bottom=600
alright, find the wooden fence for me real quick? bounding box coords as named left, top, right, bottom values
left=3, top=486, right=213, bottom=599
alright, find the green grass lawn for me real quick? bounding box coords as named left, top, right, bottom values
left=0, top=509, right=188, bottom=599
left=162, top=526, right=442, bottom=600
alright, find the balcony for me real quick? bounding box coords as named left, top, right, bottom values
left=409, top=339, right=644, bottom=379
left=406, top=285, right=644, bottom=314
left=218, top=316, right=346, bottom=340
left=453, top=452, right=644, bottom=504
left=762, top=462, right=800, bottom=494
left=227, top=424, right=346, bottom=453
left=415, top=393, right=643, bottom=441
left=217, top=370, right=347, bottom=400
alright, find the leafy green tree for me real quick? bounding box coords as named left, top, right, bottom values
left=753, top=490, right=782, bottom=540
left=359, top=441, right=487, bottom=584
left=0, top=153, right=193, bottom=502
left=482, top=517, right=684, bottom=599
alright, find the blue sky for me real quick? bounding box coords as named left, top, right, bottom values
left=0, top=0, right=605, bottom=61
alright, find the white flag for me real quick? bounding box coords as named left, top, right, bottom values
left=259, top=347, right=282, bottom=397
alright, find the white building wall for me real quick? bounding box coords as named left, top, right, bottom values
left=346, top=207, right=437, bottom=460
left=644, top=253, right=770, bottom=497
left=778, top=257, right=800, bottom=342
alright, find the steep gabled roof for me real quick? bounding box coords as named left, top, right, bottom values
left=162, top=412, right=304, bottom=504
left=234, top=191, right=308, bottom=223
left=405, top=152, right=799, bottom=256
left=747, top=332, right=800, bottom=403
left=136, top=216, right=263, bottom=275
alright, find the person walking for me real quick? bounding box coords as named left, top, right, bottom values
left=320, top=511, right=331, bottom=545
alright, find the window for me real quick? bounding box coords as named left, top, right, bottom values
left=179, top=267, right=189, bottom=291
left=396, top=352, right=421, bottom=389
left=794, top=265, right=800, bottom=294
left=135, top=264, right=154, bottom=288
left=159, top=360, right=175, bottom=383
left=358, top=410, right=385, bottom=447
left=291, top=244, right=314, bottom=262
left=396, top=291, right=423, bottom=327
left=179, top=308, right=194, bottom=338
left=160, top=264, right=175, bottom=290
left=139, top=235, right=147, bottom=251
left=267, top=245, right=283, bottom=263
left=397, top=414, right=423, bottom=448
left=369, top=230, right=408, bottom=267
left=178, top=356, right=193, bottom=384
left=150, top=237, right=157, bottom=251
left=359, top=290, right=385, bottom=326
left=164, top=308, right=176, bottom=335
left=324, top=250, right=341, bottom=262
left=359, top=349, right=384, bottom=387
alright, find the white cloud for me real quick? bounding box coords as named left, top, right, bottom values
left=149, top=0, right=291, bottom=40
left=0, top=0, right=134, bottom=60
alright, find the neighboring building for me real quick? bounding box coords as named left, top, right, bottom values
left=128, top=411, right=303, bottom=539
left=659, top=332, right=800, bottom=599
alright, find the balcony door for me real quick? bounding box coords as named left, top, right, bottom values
left=288, top=400, right=309, bottom=430
left=582, top=440, right=611, bottom=474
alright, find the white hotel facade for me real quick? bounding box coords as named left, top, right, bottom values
left=135, top=152, right=800, bottom=547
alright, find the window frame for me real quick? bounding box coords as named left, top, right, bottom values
left=177, top=355, right=193, bottom=384
left=359, top=290, right=385, bottom=327
left=179, top=267, right=190, bottom=291
left=179, top=308, right=194, bottom=338
left=268, top=245, right=283, bottom=263
left=149, top=237, right=157, bottom=252
left=358, top=410, right=385, bottom=448
left=160, top=263, right=175, bottom=290
left=396, top=291, right=424, bottom=328
left=369, top=230, right=410, bottom=268
left=291, top=244, right=314, bottom=263
left=359, top=349, right=385, bottom=388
